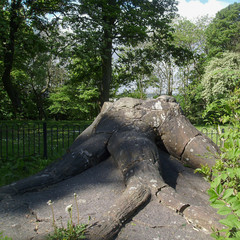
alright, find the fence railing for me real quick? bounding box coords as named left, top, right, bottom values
left=0, top=122, right=89, bottom=161
left=0, top=123, right=227, bottom=161
left=200, top=127, right=225, bottom=147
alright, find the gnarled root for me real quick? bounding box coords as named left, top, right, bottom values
left=86, top=180, right=151, bottom=240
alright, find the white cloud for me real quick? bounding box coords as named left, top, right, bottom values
left=177, top=0, right=229, bottom=20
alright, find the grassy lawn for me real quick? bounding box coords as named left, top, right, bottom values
left=0, top=120, right=92, bottom=187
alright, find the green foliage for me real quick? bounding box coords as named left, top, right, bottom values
left=0, top=85, right=14, bottom=120
left=0, top=155, right=54, bottom=187
left=201, top=52, right=240, bottom=104
left=116, top=88, right=147, bottom=100
left=196, top=132, right=240, bottom=239
left=47, top=224, right=87, bottom=240
left=176, top=81, right=206, bottom=125
left=203, top=88, right=240, bottom=125
left=1, top=0, right=190, bottom=120
left=65, top=0, right=178, bottom=47
left=206, top=2, right=240, bottom=58
left=173, top=16, right=211, bottom=57
left=114, top=45, right=155, bottom=92
left=202, top=99, right=232, bottom=125
left=0, top=232, right=12, bottom=240
left=167, top=16, right=211, bottom=124
left=178, top=4, right=240, bottom=124
left=47, top=195, right=87, bottom=240
left=63, top=0, right=178, bottom=103
left=196, top=109, right=240, bottom=238
left=0, top=0, right=68, bottom=119
left=53, top=54, right=102, bottom=119
left=48, top=83, right=100, bottom=120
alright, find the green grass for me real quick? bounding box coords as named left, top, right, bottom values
left=0, top=232, right=12, bottom=240
left=0, top=155, right=55, bottom=187
left=0, top=120, right=91, bottom=187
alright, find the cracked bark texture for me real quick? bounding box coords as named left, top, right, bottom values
left=0, top=96, right=221, bottom=239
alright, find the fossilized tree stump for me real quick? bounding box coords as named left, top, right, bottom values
left=0, top=96, right=221, bottom=239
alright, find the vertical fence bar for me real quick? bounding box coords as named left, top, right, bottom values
left=23, top=125, right=25, bottom=158
left=0, top=124, right=2, bottom=160
left=62, top=126, right=64, bottom=149
left=67, top=126, right=70, bottom=147
left=56, top=126, right=59, bottom=153
left=51, top=126, right=53, bottom=157
left=38, top=123, right=42, bottom=156
left=12, top=126, right=14, bottom=157
left=33, top=124, right=36, bottom=156
left=6, top=125, right=8, bottom=160
left=43, top=122, right=48, bottom=159
left=220, top=128, right=225, bottom=148
left=28, top=125, right=30, bottom=157
left=17, top=125, right=20, bottom=157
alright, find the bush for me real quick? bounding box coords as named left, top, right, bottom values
left=196, top=125, right=240, bottom=239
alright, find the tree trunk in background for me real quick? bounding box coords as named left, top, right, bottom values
left=1, top=0, right=22, bottom=115
left=101, top=39, right=112, bottom=106
left=100, top=0, right=116, bottom=106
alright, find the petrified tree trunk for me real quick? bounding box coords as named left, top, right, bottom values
left=0, top=96, right=220, bottom=239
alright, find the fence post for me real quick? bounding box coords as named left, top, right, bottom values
left=221, top=128, right=225, bottom=148
left=43, top=122, right=48, bottom=159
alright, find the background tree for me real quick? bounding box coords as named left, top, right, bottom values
left=173, top=16, right=211, bottom=123
left=0, top=0, right=67, bottom=118
left=173, top=16, right=211, bottom=90
left=142, top=16, right=210, bottom=124
left=48, top=53, right=101, bottom=120
left=151, top=56, right=176, bottom=96
left=202, top=88, right=240, bottom=125
left=180, top=2, right=240, bottom=125
left=206, top=2, right=240, bottom=58
left=1, top=0, right=23, bottom=114
left=63, top=0, right=178, bottom=105
left=201, top=52, right=240, bottom=103
left=113, top=44, right=156, bottom=99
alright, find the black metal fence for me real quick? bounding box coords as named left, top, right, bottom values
left=0, top=122, right=88, bottom=161
left=0, top=123, right=227, bottom=161
left=200, top=127, right=225, bottom=147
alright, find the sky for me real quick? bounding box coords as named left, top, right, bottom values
left=177, top=0, right=239, bottom=20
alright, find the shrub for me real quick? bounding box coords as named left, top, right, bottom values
left=196, top=125, right=240, bottom=239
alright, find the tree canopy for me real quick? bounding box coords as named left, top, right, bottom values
left=206, top=2, right=240, bottom=58
left=201, top=52, right=240, bottom=103
left=0, top=0, right=67, bottom=118
left=63, top=0, right=178, bottom=105
left=175, top=3, right=240, bottom=124
left=1, top=1, right=240, bottom=123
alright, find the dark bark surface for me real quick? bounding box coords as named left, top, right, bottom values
left=1, top=0, right=22, bottom=113
left=0, top=96, right=221, bottom=239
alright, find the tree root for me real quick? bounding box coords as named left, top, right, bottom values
left=85, top=182, right=151, bottom=240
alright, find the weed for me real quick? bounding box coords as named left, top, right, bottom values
left=47, top=193, right=87, bottom=240
left=0, top=232, right=12, bottom=240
